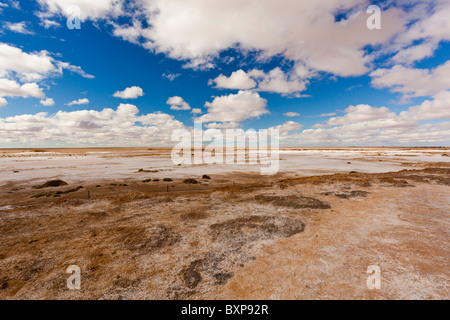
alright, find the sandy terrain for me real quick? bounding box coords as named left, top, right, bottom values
left=0, top=147, right=448, bottom=299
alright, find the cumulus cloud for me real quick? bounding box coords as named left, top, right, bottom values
left=390, top=1, right=450, bottom=65
left=370, top=60, right=450, bottom=99
left=0, top=104, right=187, bottom=146
left=191, top=108, right=202, bottom=114
left=135, top=0, right=405, bottom=76
left=0, top=43, right=57, bottom=82
left=38, top=1, right=410, bottom=79
left=113, top=86, right=144, bottom=99
left=270, top=121, right=303, bottom=139
left=0, top=43, right=94, bottom=82
left=35, top=0, right=450, bottom=99
left=299, top=91, right=450, bottom=145
left=36, top=0, right=124, bottom=21
left=210, top=70, right=257, bottom=90
left=67, top=98, right=89, bottom=106
left=211, top=68, right=310, bottom=96
left=40, top=98, right=55, bottom=106
left=166, top=96, right=191, bottom=111
left=196, top=90, right=268, bottom=123
left=324, top=105, right=395, bottom=127
left=0, top=78, right=44, bottom=98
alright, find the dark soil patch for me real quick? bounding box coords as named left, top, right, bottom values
left=378, top=177, right=414, bottom=187
left=254, top=194, right=331, bottom=209
left=118, top=225, right=181, bottom=254
left=181, top=268, right=202, bottom=289
left=334, top=190, right=369, bottom=199
left=181, top=208, right=209, bottom=221
left=213, top=272, right=234, bottom=285
left=211, top=215, right=305, bottom=249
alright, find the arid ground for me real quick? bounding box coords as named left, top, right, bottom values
left=0, top=147, right=449, bottom=299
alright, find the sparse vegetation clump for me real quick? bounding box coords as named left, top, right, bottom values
left=163, top=178, right=173, bottom=182
left=183, top=178, right=198, bottom=184
left=30, top=192, right=53, bottom=198
left=31, top=186, right=84, bottom=198
left=202, top=175, right=211, bottom=180
left=137, top=169, right=159, bottom=173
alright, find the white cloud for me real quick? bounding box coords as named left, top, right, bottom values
left=166, top=96, right=191, bottom=111
left=370, top=60, right=450, bottom=99
left=270, top=121, right=303, bottom=138
left=112, top=19, right=143, bottom=44
left=0, top=43, right=94, bottom=82
left=113, top=86, right=144, bottom=99
left=191, top=108, right=202, bottom=114
left=3, top=21, right=34, bottom=34
left=0, top=97, right=7, bottom=108
left=391, top=39, right=438, bottom=65
left=0, top=104, right=187, bottom=146
left=204, top=122, right=240, bottom=129
left=56, top=62, right=95, bottom=79
left=134, top=0, right=404, bottom=76
left=210, top=69, right=256, bottom=90
left=211, top=68, right=310, bottom=96
left=67, top=98, right=89, bottom=106
left=0, top=43, right=57, bottom=82
left=0, top=78, right=44, bottom=98
left=162, top=73, right=181, bottom=81
left=283, top=112, right=300, bottom=117
left=197, top=90, right=268, bottom=123
left=255, top=68, right=308, bottom=96
left=318, top=112, right=337, bottom=117
left=40, top=98, right=55, bottom=106
left=401, top=90, right=450, bottom=121
left=36, top=0, right=124, bottom=21
left=325, top=105, right=395, bottom=127
left=298, top=92, right=450, bottom=145
left=391, top=1, right=450, bottom=65
left=40, top=19, right=61, bottom=29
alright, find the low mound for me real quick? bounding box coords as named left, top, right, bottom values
left=33, top=180, right=68, bottom=189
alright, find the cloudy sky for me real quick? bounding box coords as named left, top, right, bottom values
left=0, top=0, right=449, bottom=147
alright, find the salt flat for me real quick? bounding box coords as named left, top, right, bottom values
left=0, top=147, right=448, bottom=300
left=1, top=147, right=448, bottom=186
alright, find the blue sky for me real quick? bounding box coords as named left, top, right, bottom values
left=0, top=0, right=449, bottom=147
